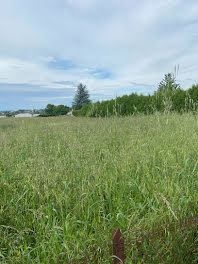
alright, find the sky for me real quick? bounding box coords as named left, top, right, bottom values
left=0, top=0, right=198, bottom=110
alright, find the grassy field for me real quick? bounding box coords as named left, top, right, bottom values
left=1, top=114, right=198, bottom=263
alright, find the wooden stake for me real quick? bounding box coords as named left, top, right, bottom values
left=113, top=229, right=125, bottom=263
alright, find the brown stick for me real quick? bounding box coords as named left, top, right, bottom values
left=113, top=229, right=125, bottom=263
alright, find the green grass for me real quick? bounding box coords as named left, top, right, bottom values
left=1, top=114, right=198, bottom=263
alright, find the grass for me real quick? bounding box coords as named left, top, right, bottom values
left=0, top=113, right=198, bottom=263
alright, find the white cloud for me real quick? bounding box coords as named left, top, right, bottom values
left=0, top=0, right=198, bottom=109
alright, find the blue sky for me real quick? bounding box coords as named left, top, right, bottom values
left=0, top=0, right=198, bottom=110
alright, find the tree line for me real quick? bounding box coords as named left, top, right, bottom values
left=41, top=104, right=70, bottom=116
left=41, top=73, right=198, bottom=117
left=72, top=73, right=198, bottom=117
left=41, top=83, right=90, bottom=116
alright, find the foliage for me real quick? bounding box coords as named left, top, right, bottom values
left=157, top=73, right=180, bottom=92
left=72, top=109, right=83, bottom=117
left=5, top=112, right=13, bottom=117
left=1, top=114, right=198, bottom=262
left=44, top=104, right=70, bottom=116
left=154, top=73, right=181, bottom=113
left=76, top=74, right=198, bottom=117
left=72, top=83, right=91, bottom=110
left=45, top=104, right=55, bottom=116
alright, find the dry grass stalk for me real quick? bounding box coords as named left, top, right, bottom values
left=158, top=192, right=178, bottom=220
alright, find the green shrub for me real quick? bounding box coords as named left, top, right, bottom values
left=72, top=109, right=83, bottom=116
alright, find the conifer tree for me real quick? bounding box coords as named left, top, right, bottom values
left=158, top=73, right=180, bottom=92
left=72, top=83, right=90, bottom=110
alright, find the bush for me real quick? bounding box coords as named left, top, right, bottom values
left=72, top=110, right=83, bottom=117
left=75, top=83, right=198, bottom=117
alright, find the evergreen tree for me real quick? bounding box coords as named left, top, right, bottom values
left=158, top=73, right=180, bottom=92
left=72, top=83, right=90, bottom=110
left=156, top=73, right=181, bottom=113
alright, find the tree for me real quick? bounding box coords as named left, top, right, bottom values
left=54, top=105, right=70, bottom=116
left=156, top=73, right=181, bottom=113
left=72, top=83, right=91, bottom=110
left=157, top=73, right=180, bottom=93
left=44, top=104, right=70, bottom=116
left=188, top=84, right=198, bottom=102
left=45, top=104, right=55, bottom=116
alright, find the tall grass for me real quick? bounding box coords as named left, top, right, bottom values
left=1, top=114, right=198, bottom=263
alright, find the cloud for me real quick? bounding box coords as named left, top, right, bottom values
left=53, top=81, right=76, bottom=85
left=0, top=0, right=198, bottom=109
left=89, top=69, right=113, bottom=79
left=47, top=58, right=76, bottom=70
left=0, top=82, right=75, bottom=110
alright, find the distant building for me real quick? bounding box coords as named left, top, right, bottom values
left=0, top=115, right=6, bottom=118
left=15, top=113, right=39, bottom=118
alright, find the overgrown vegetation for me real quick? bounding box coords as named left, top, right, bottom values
left=73, top=74, right=198, bottom=117
left=1, top=114, right=198, bottom=262
left=42, top=104, right=70, bottom=117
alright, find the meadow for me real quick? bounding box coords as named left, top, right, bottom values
left=1, top=114, right=198, bottom=263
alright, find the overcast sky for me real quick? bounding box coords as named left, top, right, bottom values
left=1, top=0, right=198, bottom=110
